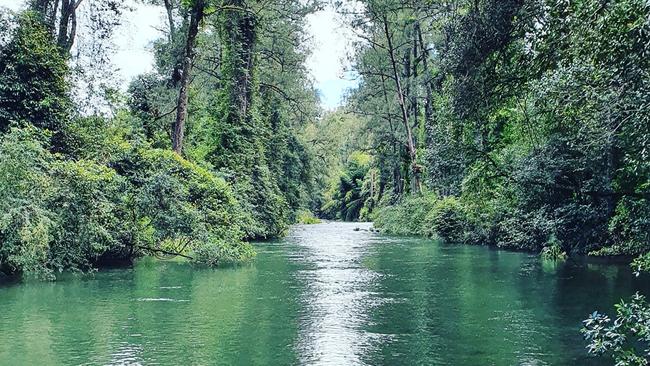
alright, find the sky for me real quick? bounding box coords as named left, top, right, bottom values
left=0, top=0, right=356, bottom=110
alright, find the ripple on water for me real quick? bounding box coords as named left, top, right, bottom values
left=136, top=298, right=190, bottom=302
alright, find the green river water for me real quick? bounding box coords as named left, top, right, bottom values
left=1, top=222, right=648, bottom=365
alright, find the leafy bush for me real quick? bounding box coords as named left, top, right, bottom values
left=599, top=197, right=650, bottom=256
left=192, top=239, right=256, bottom=266
left=296, top=210, right=321, bottom=224
left=123, top=148, right=252, bottom=262
left=632, top=253, right=650, bottom=276
left=59, top=113, right=141, bottom=163
left=0, top=127, right=57, bottom=278
left=0, top=127, right=127, bottom=278
left=496, top=208, right=559, bottom=251
left=0, top=126, right=254, bottom=279
left=583, top=293, right=650, bottom=365
left=373, top=193, right=438, bottom=235
left=541, top=235, right=568, bottom=261
left=583, top=248, right=650, bottom=365
left=422, top=196, right=466, bottom=242
left=48, top=159, right=129, bottom=271
left=374, top=194, right=469, bottom=242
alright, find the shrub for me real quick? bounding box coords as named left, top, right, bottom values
left=48, top=159, right=129, bottom=272
left=0, top=127, right=56, bottom=278
left=296, top=210, right=321, bottom=224
left=127, top=149, right=252, bottom=262
left=583, top=251, right=650, bottom=365
left=632, top=253, right=650, bottom=276
left=497, top=208, right=558, bottom=251
left=193, top=238, right=256, bottom=266
left=582, top=293, right=650, bottom=365
left=600, top=197, right=650, bottom=256
left=423, top=196, right=466, bottom=242
left=541, top=234, right=567, bottom=261
left=0, top=127, right=254, bottom=279
left=374, top=193, right=437, bottom=235
left=0, top=127, right=128, bottom=278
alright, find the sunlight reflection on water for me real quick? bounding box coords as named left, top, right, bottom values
left=288, top=222, right=391, bottom=365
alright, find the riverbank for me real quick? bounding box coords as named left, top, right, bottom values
left=372, top=194, right=645, bottom=260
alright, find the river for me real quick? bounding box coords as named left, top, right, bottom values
left=1, top=222, right=648, bottom=365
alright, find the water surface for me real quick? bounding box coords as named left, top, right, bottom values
left=1, top=222, right=647, bottom=365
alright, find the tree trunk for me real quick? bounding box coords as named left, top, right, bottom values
left=56, top=0, right=82, bottom=55
left=416, top=22, right=434, bottom=142
left=163, top=0, right=176, bottom=43
left=379, top=73, right=402, bottom=196
left=411, top=27, right=418, bottom=136
left=172, top=1, right=205, bottom=154
left=223, top=0, right=256, bottom=128
left=382, top=15, right=420, bottom=193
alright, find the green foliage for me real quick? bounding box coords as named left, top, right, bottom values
left=0, top=120, right=253, bottom=279
left=583, top=293, right=650, bottom=365
left=541, top=236, right=568, bottom=261
left=321, top=151, right=379, bottom=221
left=301, top=112, right=370, bottom=215
left=599, top=197, right=650, bottom=256
left=0, top=11, right=70, bottom=133
left=0, top=0, right=319, bottom=279
left=129, top=149, right=248, bottom=253
left=295, top=210, right=321, bottom=225
left=192, top=239, right=256, bottom=267
left=0, top=127, right=126, bottom=278
left=374, top=193, right=438, bottom=235
left=632, top=253, right=650, bottom=276
left=374, top=193, right=467, bottom=242
left=423, top=197, right=466, bottom=243
left=134, top=0, right=319, bottom=239
left=348, top=0, right=649, bottom=257
left=2, top=0, right=648, bottom=288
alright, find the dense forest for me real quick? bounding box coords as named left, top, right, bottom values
left=0, top=0, right=325, bottom=278
left=328, top=0, right=649, bottom=262
left=1, top=0, right=648, bottom=279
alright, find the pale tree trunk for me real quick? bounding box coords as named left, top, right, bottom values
left=416, top=22, right=434, bottom=130
left=163, top=0, right=176, bottom=43
left=382, top=15, right=421, bottom=193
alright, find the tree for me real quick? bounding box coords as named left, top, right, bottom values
left=0, top=11, right=70, bottom=134
left=171, top=0, right=206, bottom=154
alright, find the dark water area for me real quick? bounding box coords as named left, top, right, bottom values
left=0, top=222, right=648, bottom=365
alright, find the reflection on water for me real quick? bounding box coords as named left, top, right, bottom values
left=289, top=222, right=385, bottom=365
left=0, top=222, right=648, bottom=365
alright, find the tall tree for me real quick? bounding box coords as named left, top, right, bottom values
left=171, top=0, right=205, bottom=154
